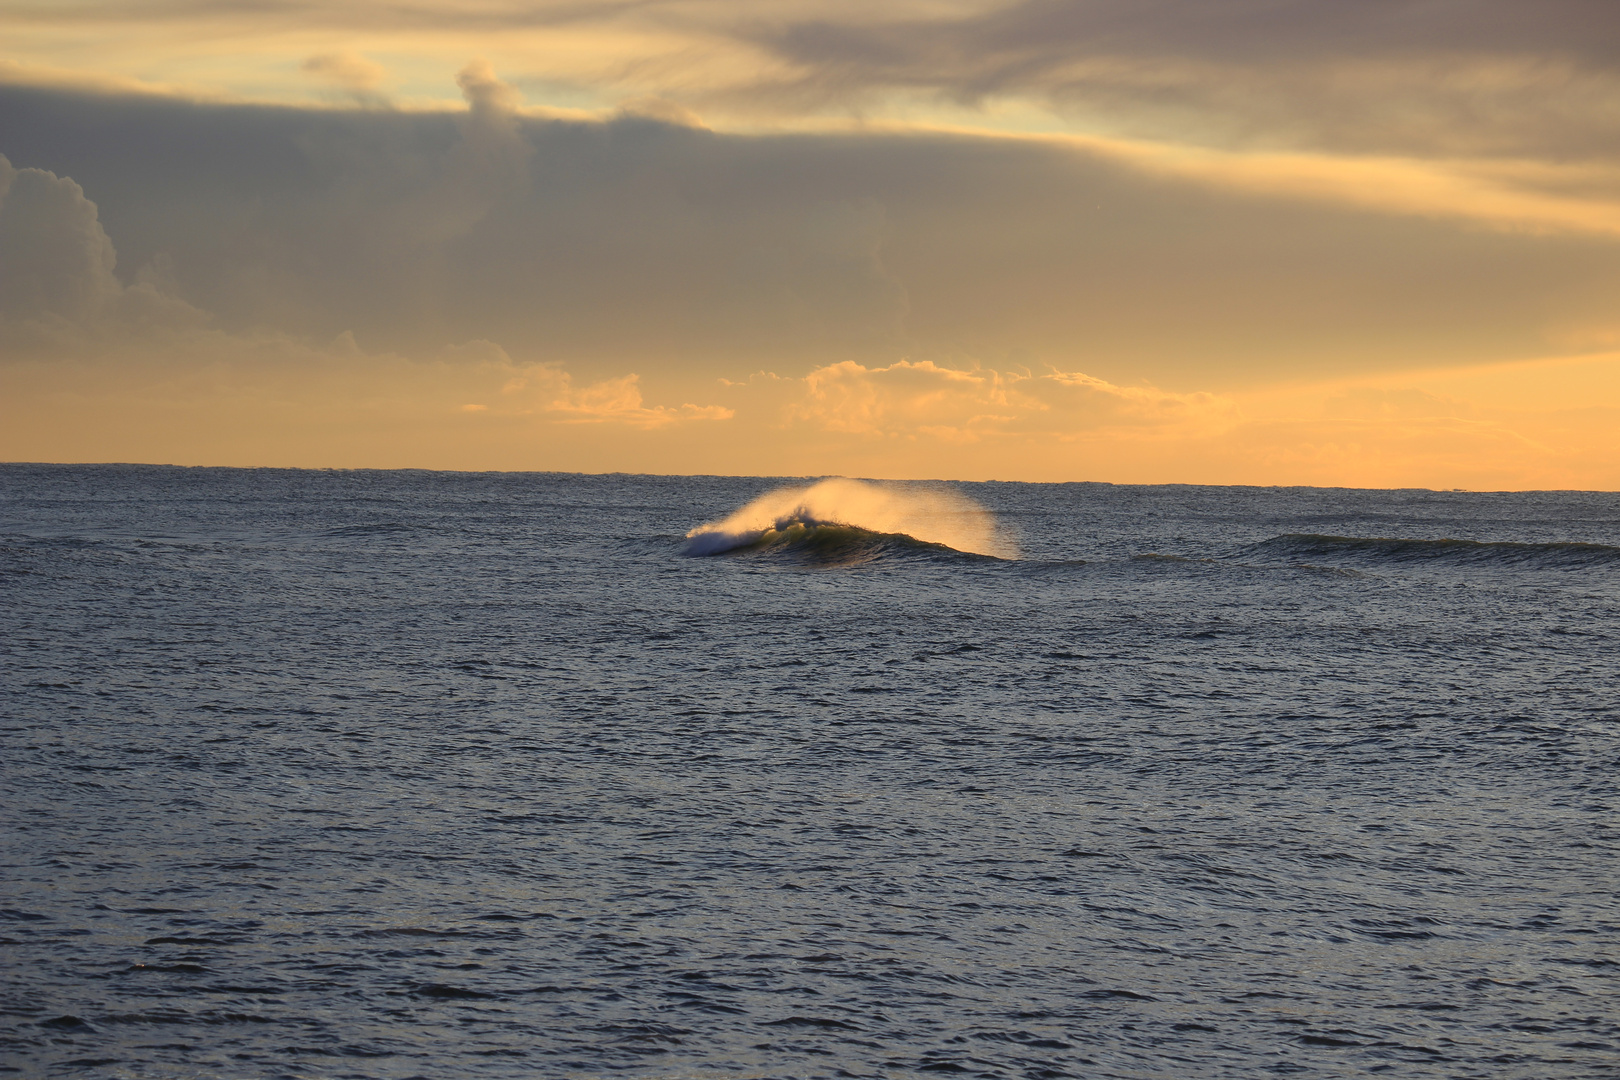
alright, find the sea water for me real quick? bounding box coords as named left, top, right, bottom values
left=2, top=464, right=1617, bottom=1079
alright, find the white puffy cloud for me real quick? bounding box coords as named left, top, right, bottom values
left=781, top=359, right=1230, bottom=442
left=477, top=348, right=735, bottom=428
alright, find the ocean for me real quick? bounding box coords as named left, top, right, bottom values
left=2, top=464, right=1617, bottom=1079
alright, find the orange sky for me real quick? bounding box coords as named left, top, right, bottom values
left=3, top=1, right=1618, bottom=487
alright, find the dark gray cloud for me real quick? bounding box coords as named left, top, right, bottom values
left=777, top=0, right=1620, bottom=68
left=741, top=0, right=1620, bottom=158
left=9, top=2, right=1617, bottom=160
left=0, top=158, right=120, bottom=324
left=3, top=81, right=1618, bottom=390
left=0, top=153, right=201, bottom=351
left=2, top=0, right=664, bottom=32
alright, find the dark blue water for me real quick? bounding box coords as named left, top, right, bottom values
left=3, top=465, right=1617, bottom=1079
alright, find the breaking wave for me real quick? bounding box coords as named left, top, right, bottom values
left=684, top=478, right=1017, bottom=561
left=1252, top=533, right=1620, bottom=569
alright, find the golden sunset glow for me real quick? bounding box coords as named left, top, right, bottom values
left=3, top=0, right=1618, bottom=487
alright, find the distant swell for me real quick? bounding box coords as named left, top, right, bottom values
left=1253, top=533, right=1620, bottom=569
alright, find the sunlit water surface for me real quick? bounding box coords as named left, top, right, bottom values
left=2, top=465, right=1617, bottom=1079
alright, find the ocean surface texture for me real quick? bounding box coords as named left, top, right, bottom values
left=2, top=465, right=1617, bottom=1080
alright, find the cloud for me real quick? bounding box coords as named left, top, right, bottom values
left=714, top=2, right=1620, bottom=239
left=10, top=1, right=1617, bottom=166
left=784, top=359, right=1228, bottom=441
left=0, top=153, right=729, bottom=443
left=493, top=363, right=735, bottom=427
left=1031, top=130, right=1620, bottom=239
left=5, top=0, right=1618, bottom=197
left=0, top=157, right=121, bottom=325
left=0, top=154, right=203, bottom=349
left=746, top=351, right=1620, bottom=489
left=616, top=96, right=707, bottom=129
left=301, top=51, right=389, bottom=104
left=457, top=57, right=524, bottom=118
left=742, top=0, right=1620, bottom=159
left=8, top=81, right=1619, bottom=396
left=3, top=74, right=1620, bottom=488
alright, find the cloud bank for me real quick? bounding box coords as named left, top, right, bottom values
left=5, top=80, right=1616, bottom=385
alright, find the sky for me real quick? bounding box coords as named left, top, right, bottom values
left=3, top=0, right=1619, bottom=487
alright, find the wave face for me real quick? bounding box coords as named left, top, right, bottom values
left=684, top=478, right=1017, bottom=560
left=723, top=522, right=971, bottom=567
left=1254, top=533, right=1620, bottom=570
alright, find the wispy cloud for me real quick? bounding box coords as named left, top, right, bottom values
left=785, top=359, right=1229, bottom=441
left=739, top=1, right=1620, bottom=158
left=506, top=367, right=734, bottom=427
left=301, top=51, right=391, bottom=105
left=1038, top=130, right=1620, bottom=239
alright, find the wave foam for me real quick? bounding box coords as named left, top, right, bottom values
left=684, top=478, right=1017, bottom=560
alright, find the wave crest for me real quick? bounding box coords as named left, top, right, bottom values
left=684, top=478, right=1017, bottom=560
